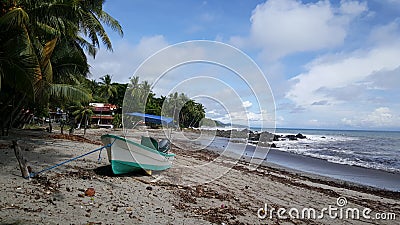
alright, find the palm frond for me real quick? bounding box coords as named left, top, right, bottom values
left=51, top=84, right=92, bottom=102
left=35, top=21, right=61, bottom=36
left=97, top=11, right=123, bottom=37
left=75, top=36, right=97, bottom=58
left=0, top=7, right=29, bottom=31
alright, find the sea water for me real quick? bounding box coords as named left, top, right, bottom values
left=197, top=128, right=400, bottom=191
left=265, top=128, right=400, bottom=173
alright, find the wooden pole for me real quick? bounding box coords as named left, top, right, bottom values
left=12, top=140, right=30, bottom=179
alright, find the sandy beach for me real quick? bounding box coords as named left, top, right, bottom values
left=0, top=128, right=399, bottom=224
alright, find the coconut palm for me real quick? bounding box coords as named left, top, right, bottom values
left=0, top=0, right=123, bottom=135
left=99, top=74, right=117, bottom=102
left=72, top=104, right=94, bottom=136
left=126, top=76, right=154, bottom=112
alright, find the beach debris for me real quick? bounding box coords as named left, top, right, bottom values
left=84, top=188, right=95, bottom=197
left=146, top=186, right=153, bottom=191
left=190, top=206, right=244, bottom=224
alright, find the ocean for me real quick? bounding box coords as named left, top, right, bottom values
left=198, top=127, right=400, bottom=191
left=263, top=128, right=400, bottom=173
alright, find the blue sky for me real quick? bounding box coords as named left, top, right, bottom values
left=88, top=0, right=400, bottom=130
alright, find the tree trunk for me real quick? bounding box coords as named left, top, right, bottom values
left=69, top=116, right=75, bottom=135
left=12, top=140, right=30, bottom=179
left=48, top=113, right=52, bottom=133
left=2, top=95, right=25, bottom=136
left=60, top=121, right=64, bottom=134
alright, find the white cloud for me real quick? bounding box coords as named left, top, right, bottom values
left=215, top=109, right=274, bottom=126
left=341, top=117, right=354, bottom=126
left=87, top=35, right=169, bottom=83
left=341, top=107, right=399, bottom=128
left=368, top=20, right=400, bottom=45
left=366, top=66, right=400, bottom=90
left=363, top=107, right=394, bottom=127
left=286, top=42, right=400, bottom=107
left=232, top=0, right=367, bottom=61
left=339, top=0, right=368, bottom=16
left=242, top=100, right=252, bottom=108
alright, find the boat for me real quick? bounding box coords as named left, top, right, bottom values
left=101, top=134, right=175, bottom=175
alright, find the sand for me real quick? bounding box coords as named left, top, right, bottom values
left=0, top=128, right=399, bottom=224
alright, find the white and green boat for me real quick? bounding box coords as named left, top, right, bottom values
left=101, top=134, right=175, bottom=175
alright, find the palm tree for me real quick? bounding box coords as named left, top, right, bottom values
left=0, top=0, right=123, bottom=135
left=126, top=76, right=154, bottom=112
left=99, top=74, right=117, bottom=102
left=128, top=76, right=140, bottom=89
left=72, top=104, right=94, bottom=136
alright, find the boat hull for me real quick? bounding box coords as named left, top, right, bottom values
left=101, top=134, right=175, bottom=174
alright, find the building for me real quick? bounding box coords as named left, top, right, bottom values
left=89, top=103, right=117, bottom=128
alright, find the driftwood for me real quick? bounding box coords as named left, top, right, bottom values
left=12, top=140, right=30, bottom=179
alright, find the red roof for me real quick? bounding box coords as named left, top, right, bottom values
left=94, top=107, right=111, bottom=112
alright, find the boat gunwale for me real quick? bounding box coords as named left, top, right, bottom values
left=101, top=134, right=176, bottom=158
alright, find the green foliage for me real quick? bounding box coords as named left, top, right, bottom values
left=70, top=103, right=93, bottom=135
left=98, top=74, right=117, bottom=102
left=199, top=118, right=227, bottom=128
left=199, top=118, right=217, bottom=127
left=0, top=0, right=123, bottom=134
left=179, top=100, right=205, bottom=128
left=112, top=113, right=122, bottom=128
left=125, top=76, right=152, bottom=113
left=108, top=83, right=127, bottom=107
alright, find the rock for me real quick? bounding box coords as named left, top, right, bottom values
left=248, top=133, right=260, bottom=141
left=273, top=135, right=280, bottom=141
left=271, top=143, right=277, bottom=148
left=285, top=135, right=297, bottom=141
left=295, top=133, right=306, bottom=139
left=84, top=188, right=95, bottom=197
left=146, top=186, right=153, bottom=191
left=259, top=131, right=274, bottom=142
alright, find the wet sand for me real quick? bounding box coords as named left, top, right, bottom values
left=0, top=128, right=399, bottom=224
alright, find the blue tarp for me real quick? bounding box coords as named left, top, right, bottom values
left=125, top=112, right=174, bottom=125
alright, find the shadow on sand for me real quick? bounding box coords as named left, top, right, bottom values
left=93, top=165, right=151, bottom=178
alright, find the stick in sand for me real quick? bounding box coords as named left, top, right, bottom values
left=12, top=140, right=30, bottom=179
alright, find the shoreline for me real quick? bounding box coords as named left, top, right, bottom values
left=0, top=128, right=399, bottom=224
left=193, top=132, right=400, bottom=192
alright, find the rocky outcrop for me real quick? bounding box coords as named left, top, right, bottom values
left=296, top=133, right=307, bottom=139
left=214, top=129, right=307, bottom=147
